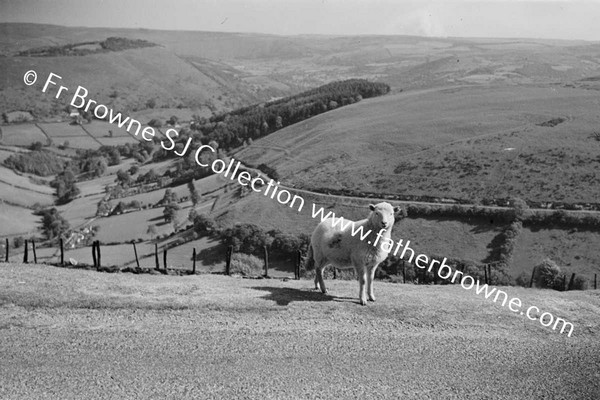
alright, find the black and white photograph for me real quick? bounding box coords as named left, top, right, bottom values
left=1, top=0, right=599, bottom=398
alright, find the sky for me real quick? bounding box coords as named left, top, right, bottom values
left=1, top=0, right=600, bottom=41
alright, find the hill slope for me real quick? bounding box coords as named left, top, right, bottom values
left=237, top=84, right=600, bottom=203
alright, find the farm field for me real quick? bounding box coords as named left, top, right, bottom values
left=0, top=203, right=39, bottom=236
left=511, top=226, right=600, bottom=282
left=97, top=136, right=138, bottom=146
left=0, top=148, right=23, bottom=161
left=216, top=189, right=503, bottom=263
left=1, top=263, right=598, bottom=399
left=0, top=180, right=53, bottom=207
left=0, top=165, right=54, bottom=194
left=92, top=205, right=191, bottom=243
left=237, top=84, right=600, bottom=203
left=37, top=122, right=89, bottom=137
left=9, top=243, right=150, bottom=266
left=76, top=173, right=119, bottom=197
left=57, top=192, right=105, bottom=227
left=0, top=124, right=47, bottom=146
left=83, top=121, right=133, bottom=138
left=123, top=236, right=226, bottom=272
left=50, top=134, right=101, bottom=149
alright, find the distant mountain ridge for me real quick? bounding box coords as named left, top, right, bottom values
left=16, top=37, right=158, bottom=57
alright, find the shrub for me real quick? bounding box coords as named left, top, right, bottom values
left=229, top=253, right=264, bottom=276
left=515, top=271, right=531, bottom=287
left=13, top=236, right=24, bottom=248
left=571, top=275, right=588, bottom=290
left=534, top=259, right=562, bottom=289
left=193, top=214, right=217, bottom=235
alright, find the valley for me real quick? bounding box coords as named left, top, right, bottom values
left=1, top=23, right=600, bottom=287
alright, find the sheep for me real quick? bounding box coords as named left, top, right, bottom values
left=307, top=202, right=401, bottom=305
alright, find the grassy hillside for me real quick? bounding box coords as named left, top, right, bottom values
left=237, top=84, right=600, bottom=204
left=1, top=263, right=599, bottom=399
left=3, top=23, right=600, bottom=120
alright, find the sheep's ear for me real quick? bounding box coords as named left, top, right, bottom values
left=394, top=206, right=401, bottom=214
left=369, top=204, right=375, bottom=211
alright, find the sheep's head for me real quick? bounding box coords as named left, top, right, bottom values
left=368, top=202, right=401, bottom=230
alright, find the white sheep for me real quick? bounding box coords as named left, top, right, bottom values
left=307, top=202, right=401, bottom=305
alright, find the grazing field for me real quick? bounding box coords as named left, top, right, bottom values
left=123, top=236, right=227, bottom=272
left=0, top=165, right=54, bottom=194
left=0, top=203, right=39, bottom=236
left=237, top=84, right=600, bottom=203
left=49, top=135, right=101, bottom=149
left=512, top=226, right=600, bottom=281
left=97, top=136, right=138, bottom=146
left=1, top=263, right=598, bottom=399
left=58, top=192, right=105, bottom=227
left=76, top=174, right=120, bottom=197
left=92, top=206, right=189, bottom=243
left=0, top=124, right=47, bottom=146
left=216, top=190, right=503, bottom=263
left=83, top=121, right=133, bottom=138
left=0, top=180, right=53, bottom=207
left=37, top=122, right=88, bottom=137
left=398, top=216, right=502, bottom=264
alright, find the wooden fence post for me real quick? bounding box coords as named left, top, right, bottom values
left=23, top=240, right=28, bottom=264
left=263, top=245, right=269, bottom=277
left=333, top=267, right=337, bottom=280
left=92, top=241, right=97, bottom=267
left=154, top=243, right=159, bottom=270
left=32, top=240, right=37, bottom=264
left=192, top=248, right=196, bottom=274
left=488, top=264, right=492, bottom=284
left=163, top=248, right=167, bottom=270
left=568, top=273, right=576, bottom=291
left=595, top=274, right=597, bottom=290
left=225, top=245, right=232, bottom=275
left=529, top=266, right=536, bottom=288
left=295, top=249, right=302, bottom=280
left=562, top=275, right=567, bottom=291
left=60, top=238, right=64, bottom=266
left=132, top=241, right=140, bottom=268
left=5, top=238, right=8, bottom=262
left=96, top=241, right=101, bottom=269
left=484, top=264, right=488, bottom=285
left=402, top=261, right=406, bottom=284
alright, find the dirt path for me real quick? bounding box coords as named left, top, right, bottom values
left=1, top=263, right=599, bottom=399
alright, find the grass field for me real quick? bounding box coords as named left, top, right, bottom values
left=122, top=236, right=227, bottom=272
left=97, top=136, right=139, bottom=146
left=37, top=122, right=89, bottom=137
left=237, top=84, right=600, bottom=203
left=58, top=192, right=105, bottom=227
left=512, top=226, right=600, bottom=282
left=51, top=135, right=101, bottom=149
left=83, top=121, right=133, bottom=137
left=0, top=180, right=53, bottom=207
left=1, top=263, right=598, bottom=399
left=0, top=124, right=47, bottom=146
left=0, top=203, right=39, bottom=236
left=92, top=205, right=190, bottom=243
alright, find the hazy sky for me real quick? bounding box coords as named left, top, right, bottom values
left=1, top=0, right=599, bottom=40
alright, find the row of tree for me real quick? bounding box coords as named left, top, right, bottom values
left=189, top=79, right=390, bottom=150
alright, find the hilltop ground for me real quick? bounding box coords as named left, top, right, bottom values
left=1, top=263, right=599, bottom=399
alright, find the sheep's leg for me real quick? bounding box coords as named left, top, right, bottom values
left=358, top=266, right=368, bottom=305
left=314, top=260, right=328, bottom=294
left=367, top=264, right=378, bottom=302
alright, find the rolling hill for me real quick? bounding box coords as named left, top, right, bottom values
left=236, top=84, right=600, bottom=204
left=2, top=23, right=600, bottom=287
